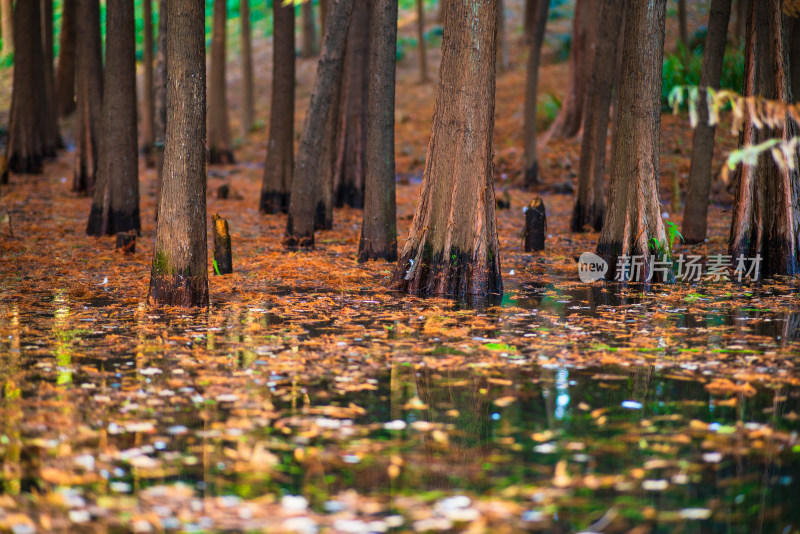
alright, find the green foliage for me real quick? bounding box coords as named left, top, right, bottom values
left=662, top=46, right=744, bottom=106
left=538, top=93, right=561, bottom=126
left=648, top=221, right=683, bottom=259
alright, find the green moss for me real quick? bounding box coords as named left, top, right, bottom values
left=152, top=250, right=170, bottom=276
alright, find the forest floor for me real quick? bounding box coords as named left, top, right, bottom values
left=0, top=2, right=799, bottom=533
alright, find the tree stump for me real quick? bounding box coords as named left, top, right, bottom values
left=524, top=197, right=546, bottom=252
left=116, top=231, right=136, bottom=253
left=496, top=189, right=511, bottom=210
left=216, top=183, right=230, bottom=199
left=212, top=213, right=232, bottom=274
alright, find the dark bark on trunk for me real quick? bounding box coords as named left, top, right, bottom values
left=315, top=62, right=342, bottom=230
left=596, top=0, right=671, bottom=283
left=87, top=0, right=140, bottom=237
left=260, top=0, right=295, bottom=214
left=149, top=0, right=209, bottom=307
left=154, top=0, right=167, bottom=217
left=73, top=0, right=103, bottom=193
left=729, top=0, right=800, bottom=277
left=333, top=0, right=369, bottom=209
left=677, top=0, right=689, bottom=61
left=285, top=0, right=354, bottom=249
left=240, top=0, right=254, bottom=134
left=207, top=0, right=234, bottom=164
left=141, top=0, right=155, bottom=163
left=390, top=0, right=502, bottom=298
left=521, top=0, right=549, bottom=187
left=570, top=0, right=624, bottom=233
left=789, top=16, right=800, bottom=103
left=55, top=0, right=76, bottom=117
left=321, top=0, right=328, bottom=36
left=496, top=0, right=507, bottom=73
left=416, top=0, right=427, bottom=83
left=5, top=0, right=54, bottom=176
left=0, top=0, right=12, bottom=58
left=301, top=0, right=317, bottom=57
left=681, top=0, right=732, bottom=244
left=358, top=0, right=397, bottom=262
left=735, top=0, right=749, bottom=47
left=41, top=0, right=61, bottom=149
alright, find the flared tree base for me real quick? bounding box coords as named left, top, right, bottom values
left=570, top=201, right=604, bottom=233
left=259, top=191, right=289, bottom=214
left=86, top=205, right=141, bottom=237
left=391, top=246, right=501, bottom=298
left=208, top=147, right=235, bottom=165
left=8, top=152, right=45, bottom=175
left=148, top=274, right=209, bottom=307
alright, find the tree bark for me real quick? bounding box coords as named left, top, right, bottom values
left=0, top=0, right=13, bottom=58
left=571, top=0, right=624, bottom=233
left=41, top=0, right=61, bottom=149
left=154, top=0, right=167, bottom=216
left=735, top=0, right=749, bottom=47
left=320, top=0, right=328, bottom=36
left=240, top=0, right=254, bottom=134
left=496, top=0, right=507, bottom=73
left=358, top=0, right=397, bottom=262
left=301, top=0, right=317, bottom=57
left=416, top=0, right=427, bottom=83
left=5, top=0, right=54, bottom=177
left=596, top=0, right=670, bottom=283
left=72, top=0, right=103, bottom=193
left=681, top=0, right=732, bottom=244
left=285, top=0, right=354, bottom=249
left=391, top=0, right=502, bottom=298
left=87, top=0, right=140, bottom=237
left=149, top=0, right=209, bottom=307
left=729, top=0, right=800, bottom=277
left=207, top=0, right=234, bottom=164
left=789, top=15, right=800, bottom=103
left=260, top=0, right=295, bottom=214
left=521, top=0, right=549, bottom=187
left=55, top=0, right=77, bottom=117
left=141, top=0, right=155, bottom=164
left=677, top=0, right=689, bottom=61
left=315, top=57, right=343, bottom=230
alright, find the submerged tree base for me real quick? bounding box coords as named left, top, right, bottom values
left=86, top=205, right=141, bottom=237
left=259, top=191, right=289, bottom=215
left=391, top=247, right=501, bottom=298
left=148, top=275, right=209, bottom=307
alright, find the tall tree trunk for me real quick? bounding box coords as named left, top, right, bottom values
left=154, top=0, right=167, bottom=218
left=87, top=0, right=139, bottom=237
left=570, top=0, right=624, bottom=232
left=681, top=0, right=732, bottom=244
left=315, top=58, right=343, bottom=230
left=260, top=0, right=295, bottom=214
left=55, top=0, right=77, bottom=117
left=0, top=0, right=12, bottom=58
left=729, top=0, right=800, bottom=276
left=358, top=0, right=397, bottom=262
left=141, top=0, right=155, bottom=164
left=333, top=0, right=369, bottom=209
left=41, top=0, right=61, bottom=149
left=523, top=0, right=534, bottom=38
left=789, top=16, right=800, bottom=103
left=149, top=0, right=208, bottom=307
left=5, top=0, right=54, bottom=177
left=596, top=0, right=670, bottom=283
left=677, top=0, right=689, bottom=61
left=541, top=0, right=593, bottom=142
left=301, top=0, right=317, bottom=57
left=496, top=0, right=507, bottom=73
left=416, top=0, right=427, bottom=83
left=73, top=0, right=103, bottom=193
left=521, top=0, right=549, bottom=187
left=320, top=0, right=328, bottom=36
left=207, top=0, right=234, bottom=164
left=390, top=0, right=501, bottom=297
left=285, top=0, right=354, bottom=249
left=735, top=0, right=749, bottom=47
left=240, top=0, right=254, bottom=134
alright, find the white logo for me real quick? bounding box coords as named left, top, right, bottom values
left=578, top=252, right=608, bottom=283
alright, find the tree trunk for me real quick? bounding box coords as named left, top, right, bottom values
left=41, top=0, right=61, bottom=149
left=301, top=0, right=317, bottom=57
left=154, top=0, right=167, bottom=217
left=315, top=59, right=343, bottom=230
left=207, top=0, right=234, bottom=164
left=496, top=0, right=508, bottom=73
left=320, top=0, right=328, bottom=36
left=55, top=0, right=77, bottom=117
left=141, top=0, right=155, bottom=164
left=729, top=0, right=800, bottom=277
left=149, top=0, right=208, bottom=307
left=416, top=0, right=427, bottom=83
left=5, top=0, right=54, bottom=176
left=72, top=0, right=104, bottom=193
left=260, top=0, right=295, bottom=214
left=523, top=0, right=534, bottom=39
left=521, top=0, right=549, bottom=187
left=677, top=0, right=688, bottom=61
left=0, top=0, right=13, bottom=58
left=333, top=0, right=369, bottom=209
left=681, top=0, right=732, bottom=244
left=240, top=0, right=254, bottom=134
left=596, top=0, right=670, bottom=283
left=390, top=0, right=501, bottom=297
left=86, top=0, right=140, bottom=237
left=358, top=0, right=397, bottom=262
left=570, top=0, right=624, bottom=233
left=285, top=0, right=354, bottom=249
left=789, top=15, right=800, bottom=103
left=735, top=0, right=749, bottom=47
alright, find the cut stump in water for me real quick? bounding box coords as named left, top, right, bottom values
left=212, top=213, right=232, bottom=275
left=116, top=231, right=136, bottom=253
left=524, top=197, right=546, bottom=252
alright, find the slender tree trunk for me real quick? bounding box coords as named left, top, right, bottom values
left=301, top=0, right=317, bottom=57
left=41, top=0, right=61, bottom=149
left=207, top=0, right=234, bottom=164
left=87, top=0, right=140, bottom=237
left=240, top=0, right=254, bottom=134
left=315, top=59, right=343, bottom=230
left=260, top=0, right=295, bottom=214
left=0, top=0, right=13, bottom=58
left=320, top=0, right=328, bottom=36
left=149, top=0, right=208, bottom=307
left=416, top=0, right=427, bottom=83
left=391, top=0, right=501, bottom=297
left=681, top=0, right=732, bottom=244
left=789, top=16, right=800, bottom=103
left=55, top=0, right=77, bottom=117
left=570, top=0, right=624, bottom=233
left=596, top=0, right=670, bottom=283
left=333, top=0, right=369, bottom=209
left=5, top=0, right=54, bottom=176
left=521, top=0, right=549, bottom=187
left=523, top=0, right=534, bottom=38
left=359, top=0, right=397, bottom=262
left=677, top=0, right=689, bottom=61
left=729, top=0, right=800, bottom=276
left=154, top=0, right=167, bottom=217
left=141, top=0, right=155, bottom=164
left=73, top=0, right=103, bottom=193
left=496, top=0, right=507, bottom=73
left=735, top=0, right=749, bottom=47
left=285, top=0, right=354, bottom=249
